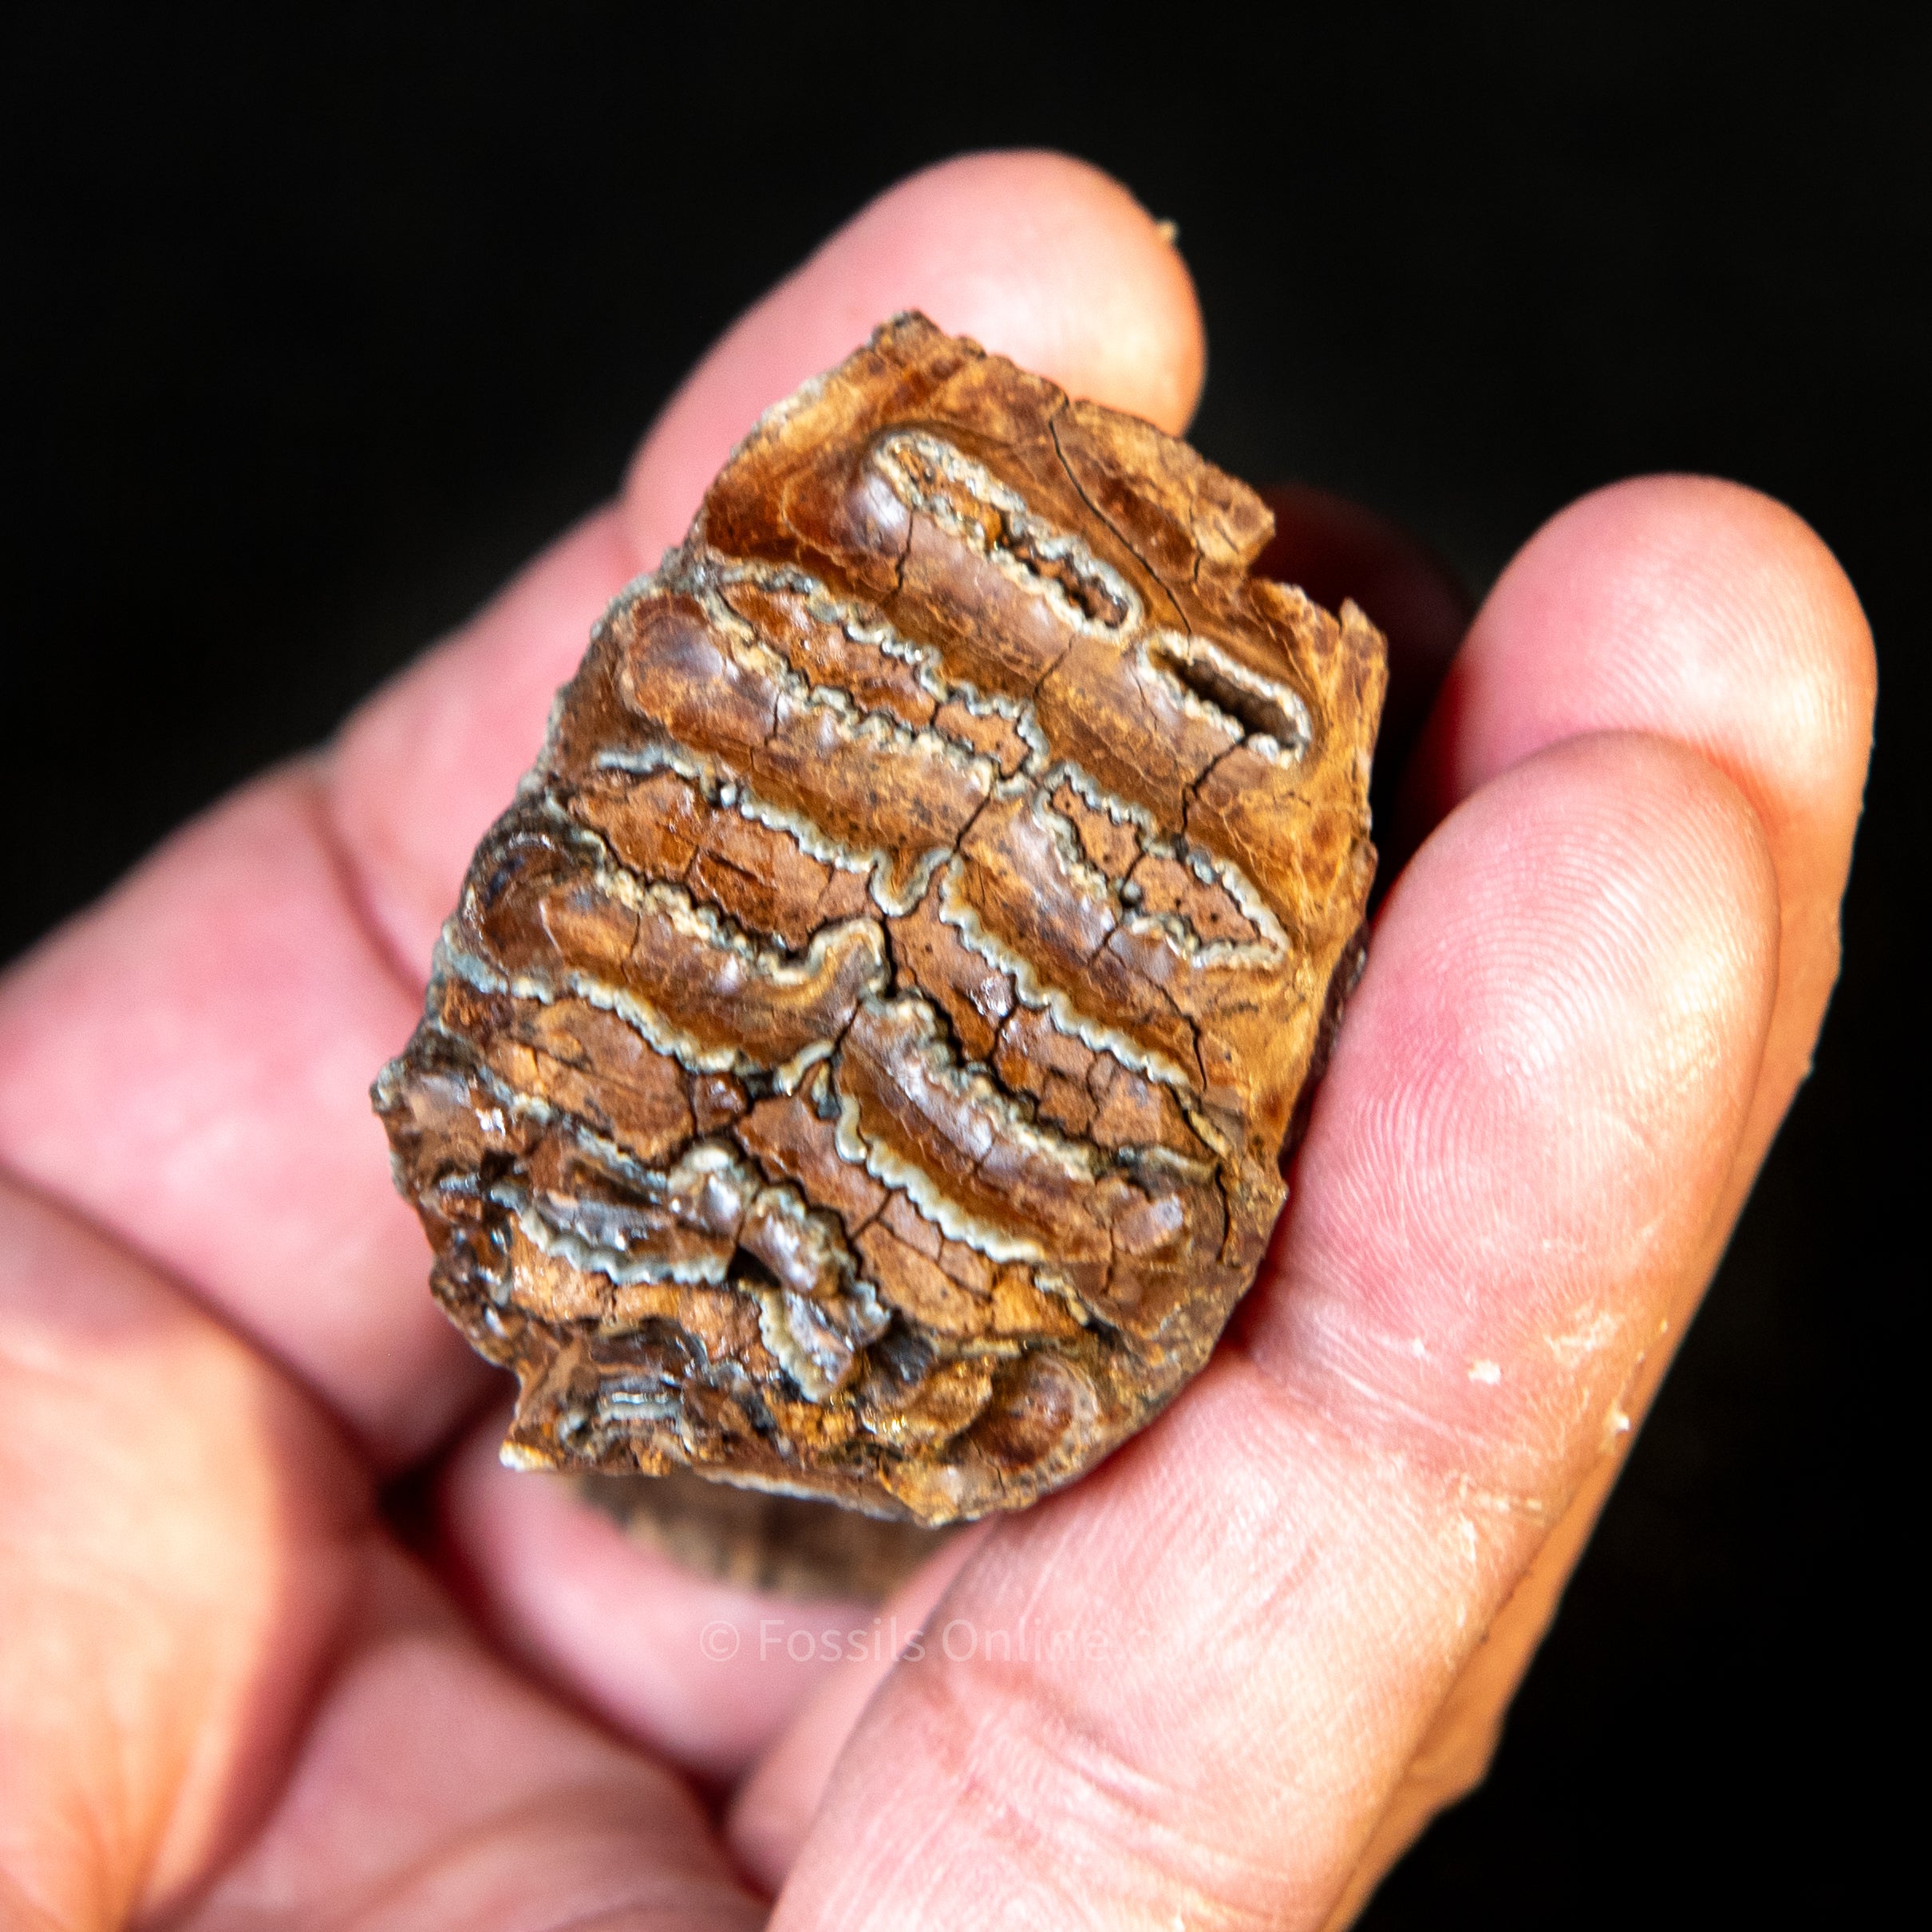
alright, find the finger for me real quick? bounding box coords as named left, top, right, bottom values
left=0, top=768, right=493, bottom=1463
left=332, top=149, right=1202, bottom=979
left=1336, top=480, right=1875, bottom=1914
left=724, top=1522, right=986, bottom=1892
left=438, top=1409, right=979, bottom=1786
left=0, top=153, right=1203, bottom=1469
left=1405, top=475, right=1874, bottom=1170
left=745, top=484, right=1865, bottom=1900
left=753, top=733, right=1779, bottom=1928
left=0, top=1172, right=369, bottom=1925
left=180, top=1550, right=765, bottom=1932
left=0, top=1179, right=761, bottom=1932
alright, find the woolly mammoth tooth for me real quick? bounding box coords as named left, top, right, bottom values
left=374, top=313, right=1385, bottom=1527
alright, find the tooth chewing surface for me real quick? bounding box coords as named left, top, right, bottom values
left=373, top=314, right=1385, bottom=1523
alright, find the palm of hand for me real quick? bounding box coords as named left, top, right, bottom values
left=0, top=154, right=1873, bottom=1932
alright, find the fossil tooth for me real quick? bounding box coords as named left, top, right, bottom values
left=374, top=314, right=1385, bottom=1526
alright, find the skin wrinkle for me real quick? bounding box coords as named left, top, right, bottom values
left=235, top=1784, right=653, bottom=1930
left=181, top=1638, right=757, bottom=1932
left=830, top=1687, right=1192, bottom=1931
left=788, top=1406, right=1421, bottom=1932
left=1224, top=1314, right=1567, bottom=1532
left=1278, top=1108, right=1716, bottom=1484
left=299, top=758, right=435, bottom=1006
left=1417, top=488, right=1864, bottom=1159
left=1259, top=737, right=1769, bottom=1476
left=326, top=510, right=650, bottom=987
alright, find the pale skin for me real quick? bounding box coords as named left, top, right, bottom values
left=0, top=152, right=1875, bottom=1930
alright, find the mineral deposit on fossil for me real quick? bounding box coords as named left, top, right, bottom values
left=375, top=314, right=1385, bottom=1524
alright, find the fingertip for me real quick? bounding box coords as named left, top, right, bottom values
left=1398, top=471, right=1875, bottom=1195
left=1380, top=731, right=1782, bottom=1122
left=1564, top=475, right=1870, bottom=720
left=1443, top=474, right=1876, bottom=840
left=1570, top=730, right=1782, bottom=1057
left=624, top=150, right=1204, bottom=557
left=885, top=150, right=1206, bottom=433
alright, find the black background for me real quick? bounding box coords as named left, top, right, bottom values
left=4, top=3, right=1920, bottom=1922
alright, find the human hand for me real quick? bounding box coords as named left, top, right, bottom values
left=0, top=152, right=1874, bottom=1930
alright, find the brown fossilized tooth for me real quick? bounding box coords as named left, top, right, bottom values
left=374, top=314, right=1385, bottom=1526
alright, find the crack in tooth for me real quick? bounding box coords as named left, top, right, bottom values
left=686, top=546, right=1045, bottom=739
left=1046, top=412, right=1190, bottom=635
left=491, top=1177, right=730, bottom=1286
left=592, top=740, right=957, bottom=918
left=439, top=930, right=745, bottom=1076
left=421, top=1029, right=704, bottom=1197
left=437, top=839, right=891, bottom=1081
left=1045, top=759, right=1160, bottom=836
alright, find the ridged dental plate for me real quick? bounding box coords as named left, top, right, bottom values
left=375, top=314, right=1385, bottom=1525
